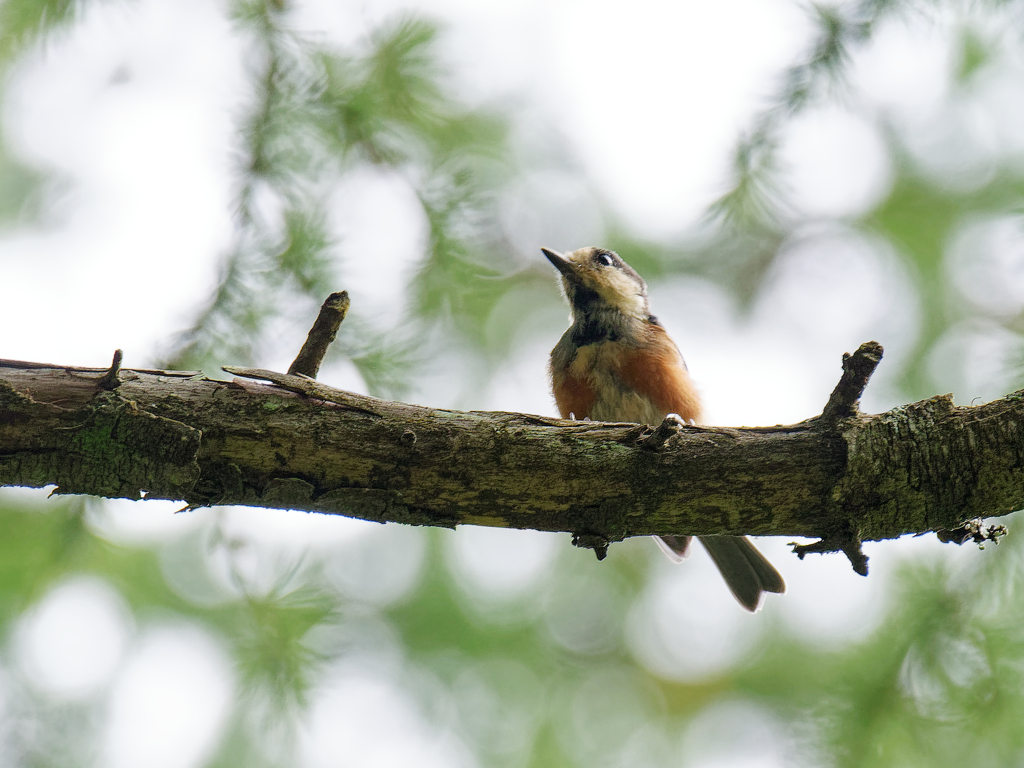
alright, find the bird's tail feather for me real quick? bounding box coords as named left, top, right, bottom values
left=653, top=535, right=692, bottom=562
left=698, top=536, right=785, bottom=612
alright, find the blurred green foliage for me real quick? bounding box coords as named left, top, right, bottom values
left=3, top=0, right=1024, bottom=766
left=0, top=0, right=85, bottom=223
left=158, top=6, right=522, bottom=393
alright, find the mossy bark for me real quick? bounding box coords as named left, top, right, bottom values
left=1, top=359, right=1022, bottom=559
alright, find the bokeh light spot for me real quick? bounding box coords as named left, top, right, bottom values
left=15, top=576, right=132, bottom=700
left=102, top=622, right=234, bottom=768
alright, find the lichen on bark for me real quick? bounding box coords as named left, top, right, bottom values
left=1, top=344, right=1022, bottom=574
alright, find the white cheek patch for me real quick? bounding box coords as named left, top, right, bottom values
left=594, top=273, right=647, bottom=319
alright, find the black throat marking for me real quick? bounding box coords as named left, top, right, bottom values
left=571, top=316, right=619, bottom=346
left=565, top=280, right=653, bottom=348
left=567, top=283, right=615, bottom=346
left=567, top=283, right=601, bottom=312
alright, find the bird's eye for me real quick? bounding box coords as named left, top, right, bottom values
left=594, top=252, right=615, bottom=268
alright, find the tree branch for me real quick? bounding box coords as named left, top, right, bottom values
left=287, top=291, right=350, bottom=379
left=818, top=340, right=883, bottom=430
left=1, top=341, right=1022, bottom=573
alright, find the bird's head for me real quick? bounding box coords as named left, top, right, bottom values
left=541, top=246, right=650, bottom=321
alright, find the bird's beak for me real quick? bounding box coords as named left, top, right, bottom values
left=541, top=247, right=575, bottom=279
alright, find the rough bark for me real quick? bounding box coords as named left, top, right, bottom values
left=0, top=343, right=1020, bottom=571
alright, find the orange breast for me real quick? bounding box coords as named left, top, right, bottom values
left=551, top=368, right=597, bottom=420
left=616, top=333, right=702, bottom=423
left=551, top=325, right=702, bottom=424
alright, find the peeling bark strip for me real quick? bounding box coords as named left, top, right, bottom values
left=1, top=343, right=1022, bottom=571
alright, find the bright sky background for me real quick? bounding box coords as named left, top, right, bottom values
left=0, top=1, right=997, bottom=767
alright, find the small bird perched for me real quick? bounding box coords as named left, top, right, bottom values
left=543, top=246, right=785, bottom=612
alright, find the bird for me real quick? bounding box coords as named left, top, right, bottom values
left=542, top=245, right=785, bottom=612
